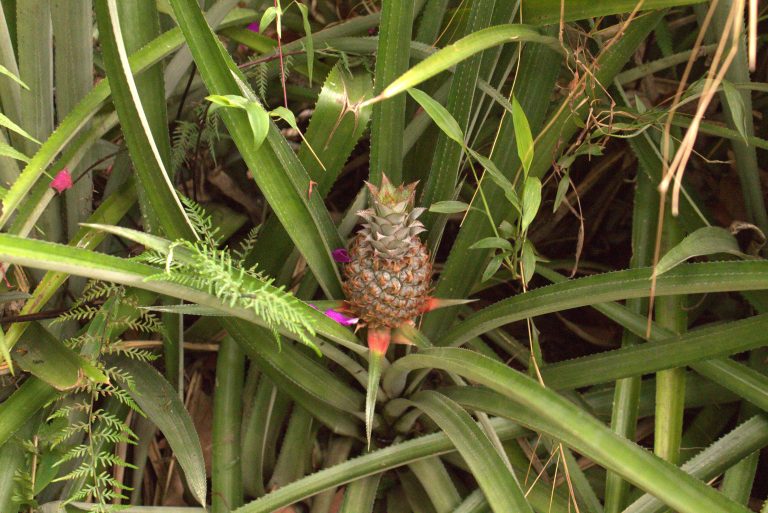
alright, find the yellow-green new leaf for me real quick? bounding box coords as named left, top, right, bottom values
left=378, top=25, right=560, bottom=101
left=408, top=88, right=464, bottom=145
left=511, top=95, right=533, bottom=176
left=655, top=226, right=753, bottom=277
left=0, top=63, right=29, bottom=90
left=521, top=176, right=541, bottom=231
left=0, top=112, right=40, bottom=145
left=0, top=142, right=30, bottom=163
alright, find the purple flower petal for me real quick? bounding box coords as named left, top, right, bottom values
left=324, top=309, right=358, bottom=326
left=247, top=22, right=260, bottom=32
left=332, top=248, right=351, bottom=263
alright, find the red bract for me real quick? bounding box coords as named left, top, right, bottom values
left=50, top=169, right=73, bottom=193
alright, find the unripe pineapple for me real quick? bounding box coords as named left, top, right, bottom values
left=342, top=176, right=432, bottom=331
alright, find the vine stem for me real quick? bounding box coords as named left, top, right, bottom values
left=275, top=0, right=288, bottom=108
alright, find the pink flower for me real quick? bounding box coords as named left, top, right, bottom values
left=324, top=309, right=358, bottom=326
left=247, top=22, right=259, bottom=32
left=50, top=169, right=73, bottom=193
left=332, top=248, right=351, bottom=263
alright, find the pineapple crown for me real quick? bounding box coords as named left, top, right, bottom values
left=366, top=175, right=417, bottom=209
left=356, top=175, right=426, bottom=259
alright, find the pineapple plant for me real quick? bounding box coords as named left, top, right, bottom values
left=339, top=175, right=462, bottom=444
left=342, top=175, right=433, bottom=352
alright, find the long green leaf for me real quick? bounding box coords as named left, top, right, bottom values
left=368, top=0, right=413, bottom=184
left=233, top=418, right=527, bottom=513
left=0, top=378, right=57, bottom=447
left=410, top=391, right=532, bottom=513
left=339, top=474, right=381, bottom=513
left=388, top=348, right=751, bottom=513
left=95, top=0, right=195, bottom=240
left=443, top=261, right=768, bottom=347
left=53, top=0, right=96, bottom=252
left=623, top=415, right=768, bottom=513
left=375, top=25, right=560, bottom=102
left=110, top=356, right=207, bottom=506
left=212, top=337, right=245, bottom=512
left=0, top=234, right=360, bottom=350
left=538, top=314, right=768, bottom=390
left=519, top=0, right=705, bottom=24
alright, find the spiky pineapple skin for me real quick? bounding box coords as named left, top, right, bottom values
left=343, top=233, right=431, bottom=328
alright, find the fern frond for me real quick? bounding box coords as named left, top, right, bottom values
left=107, top=345, right=158, bottom=362
left=180, top=194, right=222, bottom=246
left=53, top=304, right=100, bottom=324
left=254, top=62, right=268, bottom=101
left=143, top=235, right=317, bottom=347
left=55, top=444, right=91, bottom=466
left=171, top=119, right=198, bottom=174
left=233, top=225, right=261, bottom=261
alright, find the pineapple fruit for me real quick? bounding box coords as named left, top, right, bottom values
left=339, top=175, right=467, bottom=444
left=342, top=176, right=432, bottom=352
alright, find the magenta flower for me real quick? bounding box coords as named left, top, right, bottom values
left=50, top=169, right=73, bottom=193
left=324, top=309, right=358, bottom=326
left=332, top=248, right=351, bottom=263
left=247, top=21, right=259, bottom=32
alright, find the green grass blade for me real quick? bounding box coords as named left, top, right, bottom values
left=14, top=322, right=106, bottom=390
left=418, top=0, right=497, bottom=247
left=0, top=5, right=20, bottom=188
left=654, top=218, right=687, bottom=465
left=388, top=348, right=751, bottom=513
left=268, top=405, right=314, bottom=489
left=164, top=0, right=240, bottom=97
left=0, top=1, right=22, bottom=147
left=0, top=378, right=57, bottom=447
left=704, top=0, right=767, bottom=233
left=408, top=457, right=461, bottom=513
left=366, top=351, right=384, bottom=447
left=0, top=419, right=29, bottom=513
left=688, top=358, right=768, bottom=413
left=411, top=391, right=533, bottom=513
left=16, top=0, right=62, bottom=247
left=169, top=0, right=344, bottom=298
left=244, top=64, right=371, bottom=275
left=605, top=160, right=655, bottom=513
